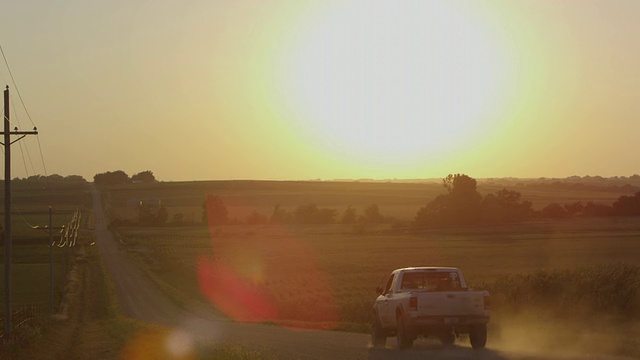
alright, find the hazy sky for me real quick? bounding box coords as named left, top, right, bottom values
left=1, top=0, right=639, bottom=181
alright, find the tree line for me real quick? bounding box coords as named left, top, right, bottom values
left=94, top=170, right=156, bottom=186
left=9, top=174, right=86, bottom=190
left=112, top=173, right=640, bottom=228
left=202, top=194, right=394, bottom=226
left=414, top=174, right=640, bottom=227
left=200, top=174, right=640, bottom=228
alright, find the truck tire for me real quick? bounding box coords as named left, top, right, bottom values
left=396, top=314, right=413, bottom=349
left=439, top=331, right=455, bottom=346
left=371, top=314, right=386, bottom=348
left=469, top=324, right=487, bottom=349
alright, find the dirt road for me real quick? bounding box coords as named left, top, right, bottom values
left=91, top=188, right=634, bottom=360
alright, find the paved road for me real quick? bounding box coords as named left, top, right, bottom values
left=91, top=187, right=634, bottom=360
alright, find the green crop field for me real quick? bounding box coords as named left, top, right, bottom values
left=97, top=180, right=640, bottom=356
left=102, top=180, right=640, bottom=324
left=115, top=218, right=640, bottom=325
left=0, top=181, right=92, bottom=315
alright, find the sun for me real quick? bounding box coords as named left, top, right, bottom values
left=280, top=0, right=514, bottom=173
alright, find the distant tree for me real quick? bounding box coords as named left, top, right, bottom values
left=131, top=170, right=156, bottom=183
left=414, top=205, right=431, bottom=226
left=294, top=204, right=318, bottom=223
left=584, top=201, right=614, bottom=217
left=202, top=194, right=228, bottom=225
left=293, top=204, right=337, bottom=224
left=47, top=174, right=64, bottom=182
left=342, top=206, right=357, bottom=224
left=564, top=201, right=584, bottom=216
left=539, top=203, right=569, bottom=218
left=139, top=203, right=168, bottom=226
left=362, top=204, right=384, bottom=223
left=416, top=174, right=482, bottom=226
left=270, top=204, right=291, bottom=224
left=94, top=170, right=130, bottom=186
left=246, top=211, right=268, bottom=225
left=316, top=208, right=338, bottom=224
left=494, top=189, right=522, bottom=206
left=13, top=174, right=86, bottom=190
left=612, top=192, right=640, bottom=216
left=481, top=189, right=532, bottom=223
left=442, top=174, right=478, bottom=195
left=480, top=193, right=503, bottom=223
left=27, top=175, right=44, bottom=182
left=64, top=175, right=86, bottom=183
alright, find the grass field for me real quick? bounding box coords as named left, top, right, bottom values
left=115, top=217, right=640, bottom=323
left=111, top=218, right=640, bottom=357
left=102, top=180, right=640, bottom=356
left=0, top=182, right=92, bottom=316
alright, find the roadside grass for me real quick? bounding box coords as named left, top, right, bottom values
left=98, top=237, right=280, bottom=360
left=0, top=183, right=90, bottom=321
left=6, top=230, right=272, bottom=360
left=197, top=343, right=280, bottom=360
left=0, top=252, right=66, bottom=307
left=0, top=181, right=277, bottom=359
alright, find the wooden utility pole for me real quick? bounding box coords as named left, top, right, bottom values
left=33, top=208, right=68, bottom=317
left=1, top=86, right=38, bottom=339
left=47, top=207, right=64, bottom=316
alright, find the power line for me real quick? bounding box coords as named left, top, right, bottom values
left=0, top=45, right=36, bottom=128
left=9, top=96, right=37, bottom=179
left=0, top=44, right=48, bottom=179
left=13, top=206, right=40, bottom=230
left=0, top=67, right=9, bottom=91
left=9, top=93, right=22, bottom=128
left=35, top=136, right=48, bottom=177
left=24, top=138, right=37, bottom=176
left=17, top=141, right=29, bottom=178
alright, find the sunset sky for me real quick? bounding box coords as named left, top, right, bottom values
left=1, top=0, right=638, bottom=181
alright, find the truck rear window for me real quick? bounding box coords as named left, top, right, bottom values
left=400, top=271, right=464, bottom=291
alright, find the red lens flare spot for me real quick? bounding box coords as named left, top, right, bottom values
left=198, top=256, right=278, bottom=322
left=198, top=196, right=340, bottom=329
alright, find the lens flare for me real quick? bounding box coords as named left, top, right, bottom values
left=166, top=329, right=195, bottom=358
left=198, top=256, right=279, bottom=322
left=121, top=328, right=196, bottom=360
left=198, top=196, right=340, bottom=329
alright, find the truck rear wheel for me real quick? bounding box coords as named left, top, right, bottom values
left=371, top=314, right=386, bottom=348
left=469, top=324, right=487, bottom=349
left=396, top=314, right=413, bottom=349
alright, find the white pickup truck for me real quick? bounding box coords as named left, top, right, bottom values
left=371, top=267, right=490, bottom=349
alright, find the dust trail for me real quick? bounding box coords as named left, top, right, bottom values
left=489, top=312, right=640, bottom=359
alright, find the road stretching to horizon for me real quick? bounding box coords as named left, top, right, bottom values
left=90, top=186, right=633, bottom=360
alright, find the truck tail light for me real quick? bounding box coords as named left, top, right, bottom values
left=409, top=296, right=417, bottom=311
left=483, top=295, right=491, bottom=310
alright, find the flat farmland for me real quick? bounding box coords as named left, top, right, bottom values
left=116, top=217, right=640, bottom=327
left=0, top=182, right=92, bottom=313
left=103, top=180, right=631, bottom=223
left=105, top=181, right=640, bottom=357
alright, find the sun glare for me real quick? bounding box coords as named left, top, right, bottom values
left=281, top=0, right=515, bottom=172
